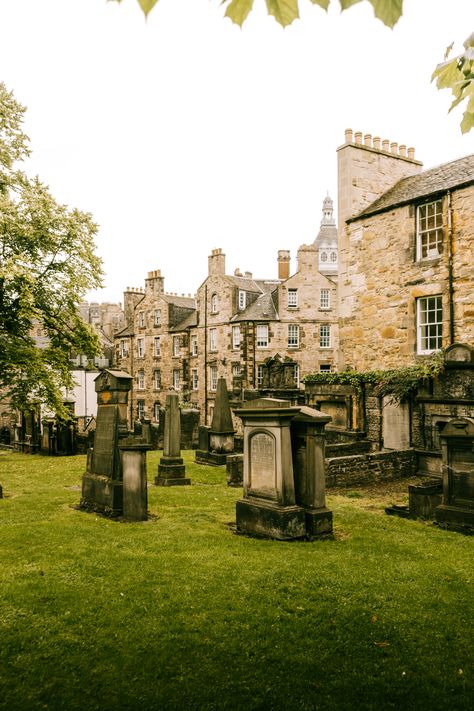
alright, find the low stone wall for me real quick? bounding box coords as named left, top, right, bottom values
left=325, top=440, right=371, bottom=457
left=326, top=449, right=416, bottom=488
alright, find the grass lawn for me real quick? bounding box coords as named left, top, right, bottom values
left=0, top=449, right=472, bottom=711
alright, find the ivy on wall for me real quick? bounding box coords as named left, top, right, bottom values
left=302, top=351, right=446, bottom=403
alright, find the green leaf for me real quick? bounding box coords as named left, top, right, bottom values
left=224, top=0, right=254, bottom=27
left=367, top=0, right=403, bottom=28
left=432, top=59, right=463, bottom=91
left=340, top=0, right=363, bottom=9
left=137, top=0, right=160, bottom=15
left=309, top=0, right=330, bottom=10
left=461, top=108, right=474, bottom=134
left=265, top=0, right=299, bottom=27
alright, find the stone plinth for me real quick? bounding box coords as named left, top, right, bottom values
left=120, top=438, right=150, bottom=521
left=233, top=398, right=305, bottom=540
left=155, top=456, right=190, bottom=486
left=196, top=378, right=235, bottom=467
left=435, top=417, right=474, bottom=532
left=155, top=392, right=190, bottom=486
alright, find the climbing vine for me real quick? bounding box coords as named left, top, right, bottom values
left=302, top=351, right=446, bottom=403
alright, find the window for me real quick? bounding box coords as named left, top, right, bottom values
left=173, top=369, right=181, bottom=390
left=153, top=402, right=160, bottom=422
left=238, top=290, right=246, bottom=310
left=210, top=293, right=218, bottom=313
left=256, top=324, right=269, bottom=348
left=320, top=289, right=330, bottom=309
left=288, top=289, right=298, bottom=308
left=173, top=336, right=181, bottom=357
left=320, top=324, right=331, bottom=348
left=137, top=369, right=145, bottom=390
left=137, top=337, right=145, bottom=358
left=191, top=368, right=199, bottom=390
left=232, top=364, right=242, bottom=378
left=138, top=311, right=145, bottom=328
left=257, top=365, right=264, bottom=388
left=232, top=325, right=241, bottom=349
left=154, top=309, right=161, bottom=326
left=154, top=369, right=161, bottom=390
left=320, top=364, right=331, bottom=372
left=137, top=400, right=145, bottom=419
left=293, top=364, right=300, bottom=387
left=119, top=339, right=129, bottom=358
left=417, top=200, right=443, bottom=260
left=191, top=334, right=198, bottom=356
left=210, top=328, right=217, bottom=351
left=210, top=365, right=218, bottom=391
left=288, top=324, right=299, bottom=348
left=320, top=252, right=328, bottom=263
left=417, top=295, right=443, bottom=354
left=330, top=251, right=337, bottom=263
left=154, top=337, right=161, bottom=357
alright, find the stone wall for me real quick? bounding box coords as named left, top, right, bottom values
left=326, top=449, right=416, bottom=488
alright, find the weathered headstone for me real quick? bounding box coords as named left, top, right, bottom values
left=120, top=436, right=150, bottom=521
left=226, top=454, right=243, bottom=487
left=155, top=392, right=190, bottom=486
left=81, top=369, right=133, bottom=514
left=234, top=398, right=306, bottom=540
left=195, top=378, right=235, bottom=466
left=435, top=416, right=474, bottom=532
left=291, top=406, right=333, bottom=537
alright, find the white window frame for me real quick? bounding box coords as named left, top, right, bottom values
left=137, top=337, right=145, bottom=358
left=232, top=325, right=241, bottom=349
left=138, top=311, right=145, bottom=328
left=137, top=400, right=145, bottom=419
left=287, top=324, right=299, bottom=348
left=119, top=339, right=129, bottom=358
left=154, top=336, right=161, bottom=357
left=320, top=364, right=331, bottom=372
left=293, top=364, right=300, bottom=387
left=173, top=369, right=181, bottom=391
left=320, top=324, right=331, bottom=349
left=137, top=369, right=145, bottom=390
left=320, top=288, right=330, bottom=309
left=191, top=368, right=199, bottom=390
left=154, top=402, right=160, bottom=422
left=417, top=295, right=443, bottom=354
left=287, top=289, right=298, bottom=309
left=210, top=365, right=218, bottom=391
left=256, top=365, right=264, bottom=388
left=256, top=324, right=269, bottom=349
left=154, top=369, right=161, bottom=390
left=232, top=364, right=241, bottom=378
left=209, top=328, right=217, bottom=352
left=416, top=200, right=444, bottom=261
left=191, top=334, right=198, bottom=356
left=329, top=251, right=338, bottom=264
left=210, top=293, right=218, bottom=313
left=173, top=335, right=180, bottom=357
left=238, top=290, right=246, bottom=310
left=154, top=309, right=161, bottom=326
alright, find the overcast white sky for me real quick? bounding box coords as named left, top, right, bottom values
left=1, top=0, right=473, bottom=303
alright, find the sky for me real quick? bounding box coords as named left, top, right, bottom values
left=0, top=0, right=473, bottom=303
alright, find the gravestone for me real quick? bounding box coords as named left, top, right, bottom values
left=81, top=369, right=133, bottom=514
left=233, top=398, right=306, bottom=540
left=195, top=378, right=235, bottom=466
left=155, top=392, right=190, bottom=486
left=120, top=436, right=150, bottom=521
left=226, top=454, right=243, bottom=487
left=291, top=406, right=333, bottom=537
left=435, top=416, right=474, bottom=532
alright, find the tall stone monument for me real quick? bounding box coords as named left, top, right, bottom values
left=195, top=378, right=235, bottom=465
left=81, top=370, right=133, bottom=514
left=155, top=392, right=191, bottom=486
left=435, top=416, right=474, bottom=532
left=233, top=398, right=306, bottom=540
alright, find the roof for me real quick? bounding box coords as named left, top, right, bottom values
left=170, top=310, right=198, bottom=332
left=115, top=324, right=134, bottom=338
left=161, top=294, right=196, bottom=308
left=231, top=290, right=278, bottom=322
left=351, top=154, right=474, bottom=222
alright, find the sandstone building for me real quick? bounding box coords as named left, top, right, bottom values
left=115, top=198, right=339, bottom=427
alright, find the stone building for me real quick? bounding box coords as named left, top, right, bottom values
left=306, top=129, right=474, bottom=480
left=115, top=197, right=339, bottom=429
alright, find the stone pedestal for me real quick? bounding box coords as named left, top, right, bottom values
left=233, top=398, right=306, bottom=540
left=155, top=392, right=190, bottom=486
left=120, top=439, right=150, bottom=521
left=196, top=378, right=235, bottom=466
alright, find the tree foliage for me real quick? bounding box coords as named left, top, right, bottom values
left=432, top=33, right=474, bottom=134
left=0, top=83, right=103, bottom=419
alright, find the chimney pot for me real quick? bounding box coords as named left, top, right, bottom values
left=382, top=139, right=390, bottom=152
left=364, top=133, right=372, bottom=147
left=354, top=131, right=362, bottom=145
left=344, top=128, right=353, bottom=143
left=390, top=142, right=398, bottom=155
left=399, top=144, right=407, bottom=157
left=373, top=136, right=381, bottom=150
left=408, top=146, right=415, bottom=159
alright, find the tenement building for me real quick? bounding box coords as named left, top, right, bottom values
left=306, top=129, right=474, bottom=478
left=115, top=197, right=339, bottom=427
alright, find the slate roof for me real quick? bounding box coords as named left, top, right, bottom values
left=161, top=294, right=196, bottom=308
left=115, top=324, right=134, bottom=337
left=231, top=289, right=278, bottom=322
left=170, top=310, right=198, bottom=332
left=351, top=154, right=474, bottom=222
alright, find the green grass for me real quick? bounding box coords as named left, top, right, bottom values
left=0, top=450, right=472, bottom=711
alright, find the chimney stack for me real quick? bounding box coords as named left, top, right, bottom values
left=278, top=250, right=290, bottom=280
left=208, top=248, right=226, bottom=277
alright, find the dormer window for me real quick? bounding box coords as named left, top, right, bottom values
left=238, top=290, right=246, bottom=310
left=416, top=199, right=443, bottom=261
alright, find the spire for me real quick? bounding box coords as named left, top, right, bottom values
left=321, top=193, right=336, bottom=227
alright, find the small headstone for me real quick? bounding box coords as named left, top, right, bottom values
left=120, top=437, right=150, bottom=521
left=155, top=392, right=190, bottom=486
left=226, top=454, right=243, bottom=487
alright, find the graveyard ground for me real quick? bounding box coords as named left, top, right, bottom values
left=0, top=450, right=472, bottom=711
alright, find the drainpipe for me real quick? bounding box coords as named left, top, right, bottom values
left=447, top=190, right=455, bottom=345
left=204, top=284, right=208, bottom=423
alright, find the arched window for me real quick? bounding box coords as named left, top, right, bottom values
left=210, top=293, right=218, bottom=313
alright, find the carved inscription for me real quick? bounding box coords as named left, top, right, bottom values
left=91, top=405, right=118, bottom=477
left=249, top=432, right=276, bottom=498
